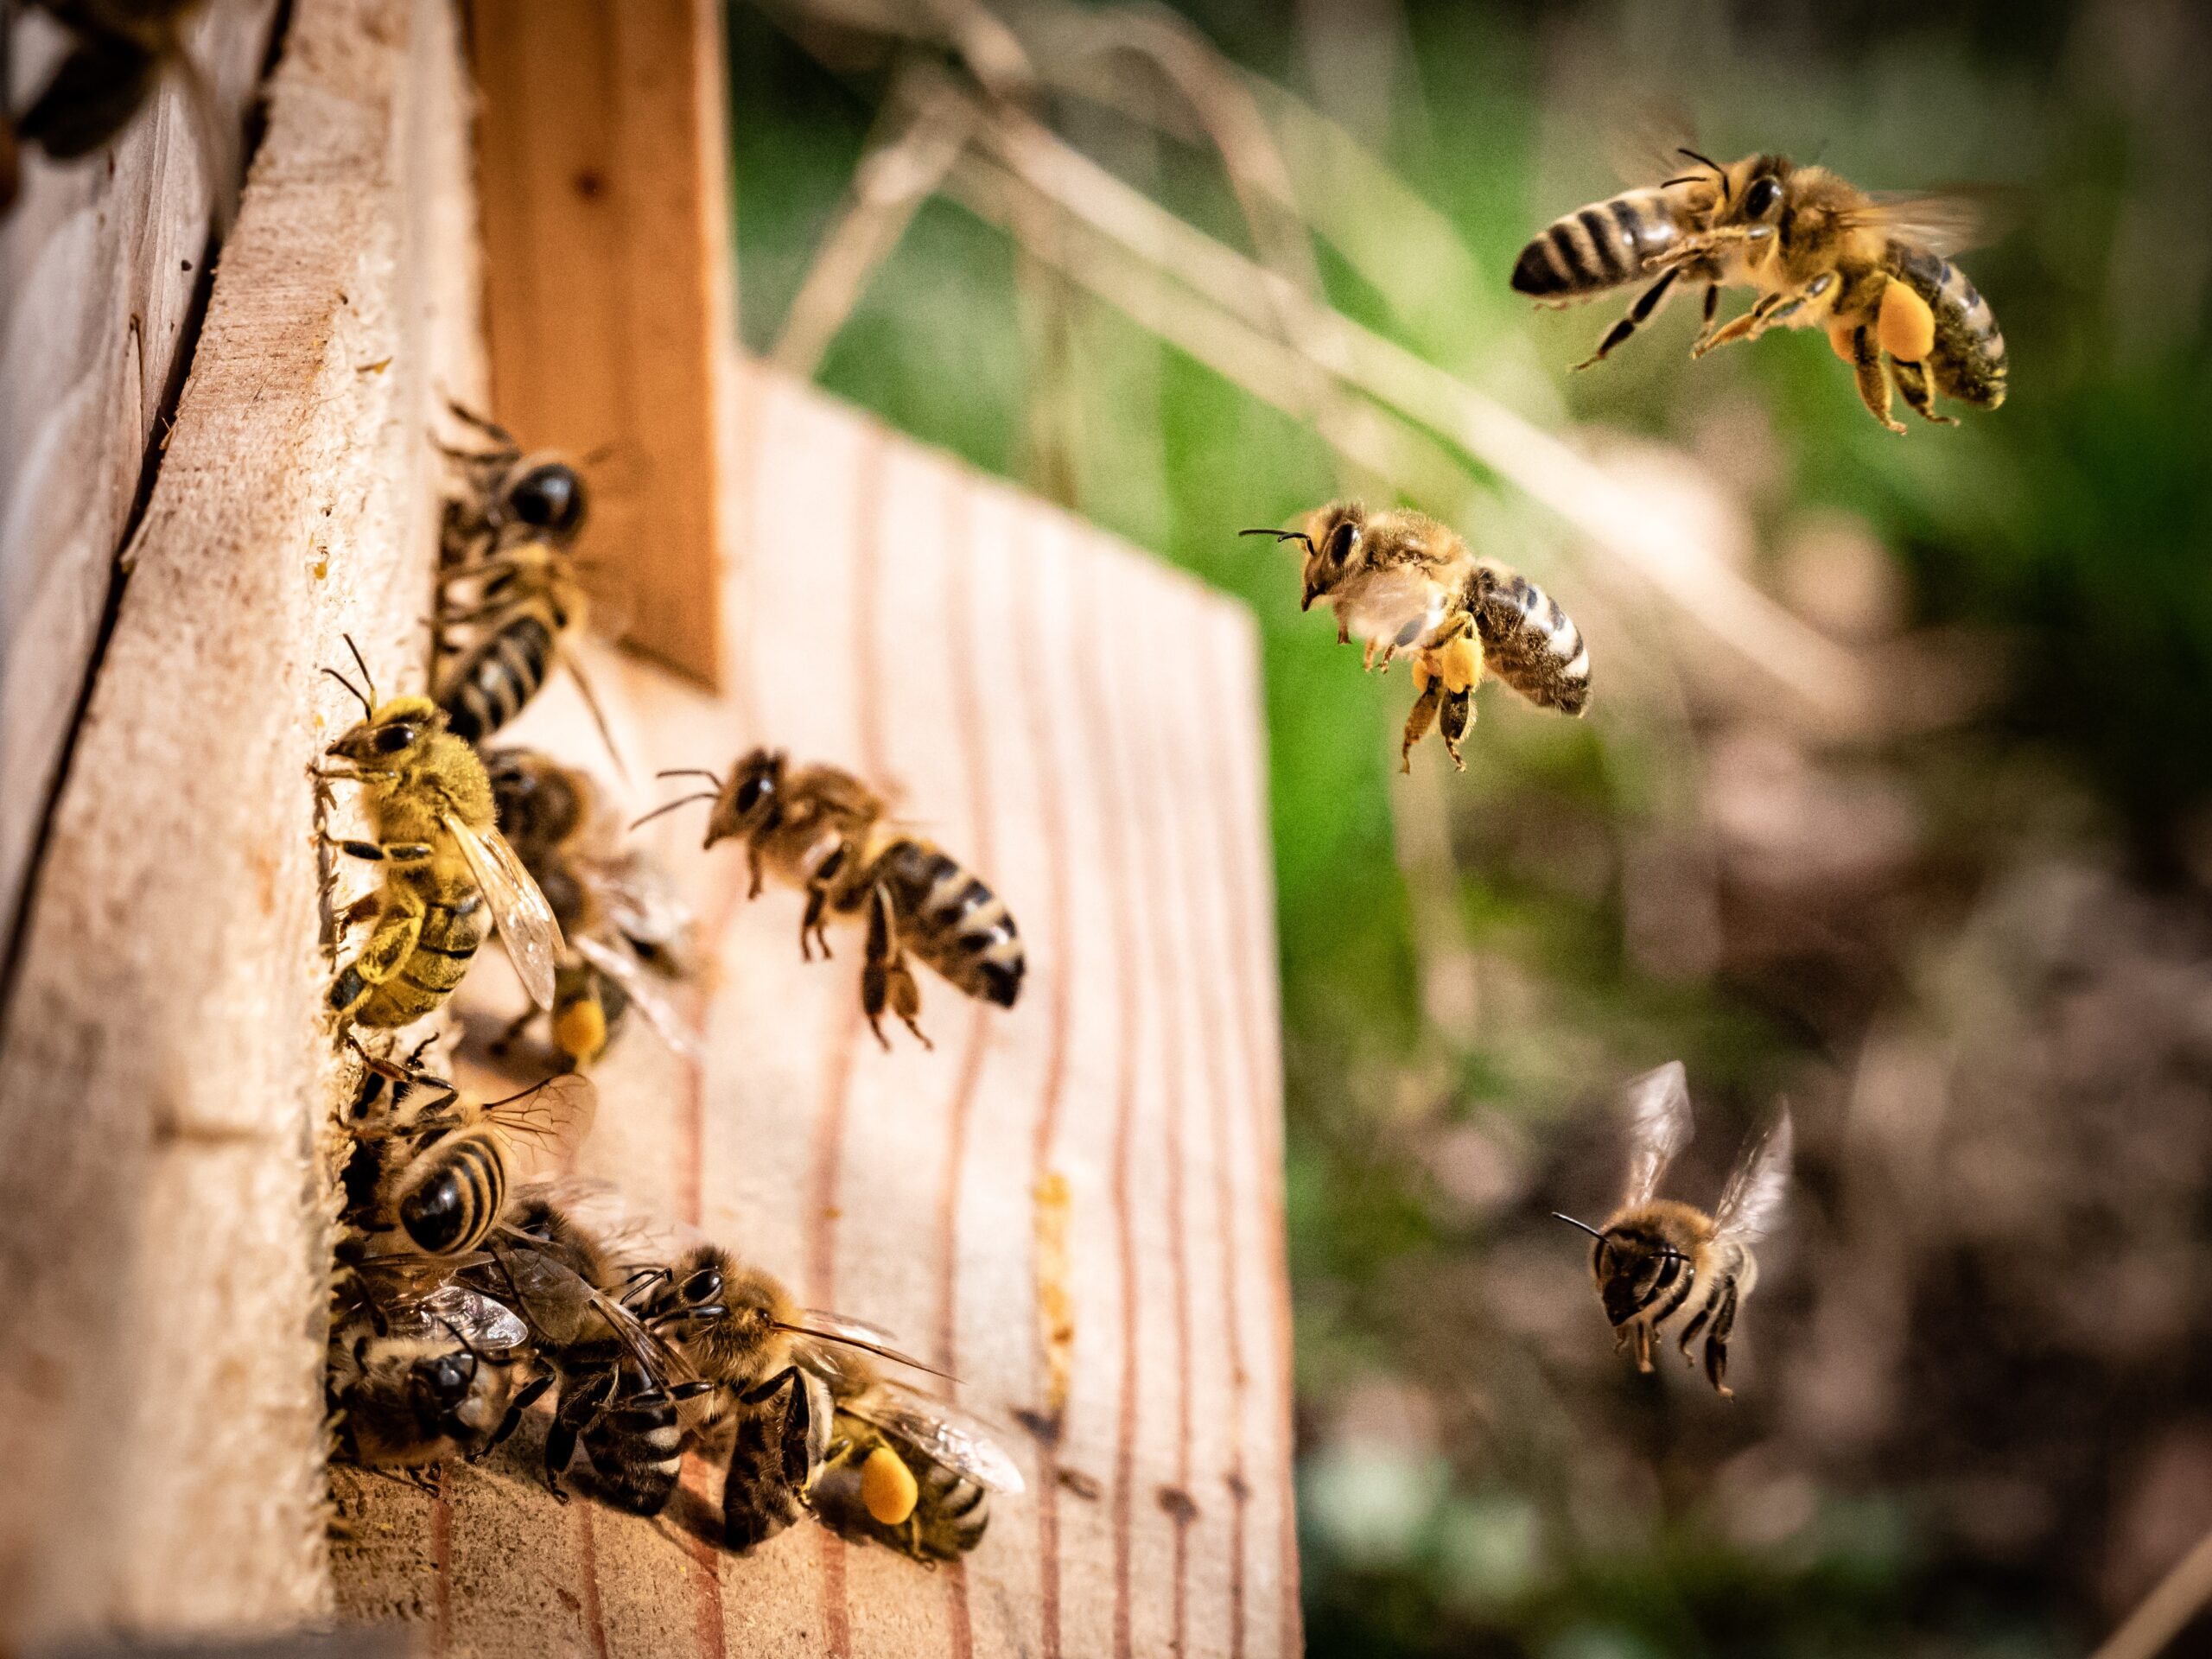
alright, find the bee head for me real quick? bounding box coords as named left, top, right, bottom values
left=505, top=461, right=587, bottom=539
left=710, top=748, right=786, bottom=847
left=1704, top=153, right=1794, bottom=248
left=487, top=747, right=588, bottom=850
left=1242, top=501, right=1365, bottom=612
left=327, top=694, right=446, bottom=769
left=1554, top=1211, right=1687, bottom=1325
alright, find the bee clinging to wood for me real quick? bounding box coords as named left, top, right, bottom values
left=327, top=1275, right=543, bottom=1474
left=1515, top=149, right=2005, bottom=430
left=1555, top=1062, right=1793, bottom=1397
left=318, top=638, right=563, bottom=1027
left=634, top=749, right=1024, bottom=1050
left=1243, top=502, right=1592, bottom=772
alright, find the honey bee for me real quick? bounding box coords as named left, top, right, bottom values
left=1243, top=502, right=1592, bottom=771
left=319, top=639, right=563, bottom=1027
left=339, top=1048, right=597, bottom=1260
left=485, top=748, right=701, bottom=1069
left=636, top=750, right=1024, bottom=1049
left=327, top=1276, right=544, bottom=1474
left=1516, top=150, right=2005, bottom=430
left=436, top=403, right=589, bottom=569
left=11, top=3, right=218, bottom=189
left=808, top=1387, right=1024, bottom=1563
left=1554, top=1062, right=1793, bottom=1397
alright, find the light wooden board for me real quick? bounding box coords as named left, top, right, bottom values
left=466, top=0, right=734, bottom=690
left=330, top=359, right=1301, bottom=1659
left=0, top=0, right=482, bottom=1642
left=0, top=0, right=282, bottom=974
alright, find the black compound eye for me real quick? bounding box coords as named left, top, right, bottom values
left=734, top=773, right=770, bottom=816
left=683, top=1268, right=723, bottom=1305
left=510, top=464, right=583, bottom=533
left=1744, top=175, right=1782, bottom=219
left=424, top=1355, right=473, bottom=1402
left=1324, top=520, right=1357, bottom=566
left=374, top=723, right=418, bottom=754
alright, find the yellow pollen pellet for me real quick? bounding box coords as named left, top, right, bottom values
left=555, top=999, right=607, bottom=1064
left=861, top=1446, right=919, bottom=1526
left=1877, top=282, right=1936, bottom=362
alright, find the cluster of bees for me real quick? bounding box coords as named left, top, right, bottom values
left=320, top=410, right=1027, bottom=1560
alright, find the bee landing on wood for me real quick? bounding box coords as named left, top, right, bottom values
left=1243, top=501, right=1591, bottom=772
left=1516, top=149, right=2006, bottom=431
left=318, top=639, right=564, bottom=1030
left=634, top=749, right=1025, bottom=1050
left=1556, top=1062, right=1793, bottom=1397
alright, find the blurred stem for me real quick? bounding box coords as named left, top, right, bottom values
left=2094, top=1526, right=2212, bottom=1659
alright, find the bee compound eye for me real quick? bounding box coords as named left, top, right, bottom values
left=734, top=773, right=769, bottom=816
left=511, top=464, right=583, bottom=532
left=682, top=1268, right=723, bottom=1305
left=425, top=1356, right=473, bottom=1402
left=374, top=724, right=418, bottom=754
left=1745, top=175, right=1782, bottom=218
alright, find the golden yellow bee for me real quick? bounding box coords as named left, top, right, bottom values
left=319, top=640, right=563, bottom=1029
left=1245, top=501, right=1592, bottom=771
left=1516, top=149, right=2005, bottom=430
left=637, top=750, right=1024, bottom=1049
left=1555, top=1062, right=1794, bottom=1397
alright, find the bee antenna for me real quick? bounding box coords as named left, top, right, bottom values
left=320, top=666, right=374, bottom=721
left=342, top=633, right=379, bottom=709
left=431, top=1313, right=482, bottom=1379
left=656, top=768, right=725, bottom=786
left=1239, top=527, right=1316, bottom=556
left=629, top=792, right=719, bottom=831
left=1550, top=1211, right=1611, bottom=1243
left=1676, top=147, right=1729, bottom=205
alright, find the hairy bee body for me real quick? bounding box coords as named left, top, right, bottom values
left=13, top=1, right=201, bottom=169
left=848, top=833, right=1025, bottom=1011
left=387, top=1124, right=510, bottom=1257
left=328, top=1281, right=538, bottom=1471
left=1470, top=565, right=1592, bottom=716
left=1511, top=184, right=1715, bottom=302
left=438, top=404, right=588, bottom=568
left=810, top=1415, right=991, bottom=1562
left=437, top=580, right=580, bottom=746
left=1885, top=242, right=2007, bottom=410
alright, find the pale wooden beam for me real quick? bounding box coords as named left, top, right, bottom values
left=466, top=0, right=734, bottom=690
left=0, top=0, right=482, bottom=1641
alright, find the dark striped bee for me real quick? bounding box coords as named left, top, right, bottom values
left=1554, top=1062, right=1794, bottom=1397
left=339, top=1048, right=596, bottom=1260
left=1243, top=502, right=1592, bottom=772
left=1516, top=150, right=2005, bottom=430
left=318, top=640, right=563, bottom=1030
left=327, top=1274, right=543, bottom=1476
left=436, top=402, right=588, bottom=569
left=9, top=3, right=224, bottom=211
left=486, top=748, right=700, bottom=1070
left=638, top=751, right=1024, bottom=1049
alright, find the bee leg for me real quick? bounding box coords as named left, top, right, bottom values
left=544, top=1370, right=613, bottom=1502
left=1891, top=358, right=1957, bottom=426
left=480, top=1362, right=556, bottom=1458
left=335, top=893, right=382, bottom=931
left=1702, top=1280, right=1739, bottom=1396
left=799, top=884, right=830, bottom=962
left=747, top=845, right=766, bottom=900
left=1688, top=281, right=1722, bottom=351
left=330, top=902, right=424, bottom=1014
left=1400, top=663, right=1443, bottom=774
left=1439, top=687, right=1474, bottom=772
left=861, top=884, right=931, bottom=1050
left=1574, top=266, right=1678, bottom=371
left=1847, top=325, right=1908, bottom=434
left=1692, top=289, right=1792, bottom=359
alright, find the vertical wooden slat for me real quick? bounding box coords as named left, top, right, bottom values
left=466, top=0, right=733, bottom=689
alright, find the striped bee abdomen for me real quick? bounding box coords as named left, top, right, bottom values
left=1470, top=568, right=1592, bottom=715
left=350, top=880, right=488, bottom=1029
left=1512, top=189, right=1682, bottom=300
left=1887, top=243, right=2006, bottom=409
left=439, top=611, right=557, bottom=742
left=395, top=1126, right=507, bottom=1255
left=876, top=839, right=1026, bottom=1009
left=582, top=1386, right=687, bottom=1516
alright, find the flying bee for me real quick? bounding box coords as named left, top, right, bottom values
left=486, top=747, right=701, bottom=1070
left=1243, top=502, right=1591, bottom=772
left=318, top=639, right=564, bottom=1027
left=327, top=1276, right=544, bottom=1475
left=1517, top=149, right=2005, bottom=430
left=636, top=750, right=1024, bottom=1049
left=1554, top=1062, right=1794, bottom=1397
left=339, top=1047, right=597, bottom=1260
left=437, top=402, right=589, bottom=569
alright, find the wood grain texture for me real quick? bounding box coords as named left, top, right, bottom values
left=467, top=0, right=734, bottom=690
left=0, top=0, right=281, bottom=969
left=0, top=0, right=483, bottom=1641
left=330, top=359, right=1300, bottom=1659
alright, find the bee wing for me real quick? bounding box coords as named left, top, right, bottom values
left=514, top=1173, right=702, bottom=1277
left=1859, top=188, right=2012, bottom=257
left=1605, top=102, right=1705, bottom=187
left=1713, top=1106, right=1793, bottom=1245
left=445, top=811, right=564, bottom=1011
left=575, top=931, right=704, bottom=1061
left=480, top=1072, right=599, bottom=1173
left=1619, top=1061, right=1694, bottom=1208
left=486, top=1232, right=692, bottom=1385
left=589, top=856, right=697, bottom=967
left=789, top=1310, right=955, bottom=1382
left=840, top=1389, right=1028, bottom=1495
left=416, top=1283, right=531, bottom=1353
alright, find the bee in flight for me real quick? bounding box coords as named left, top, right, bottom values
left=437, top=402, right=589, bottom=569
left=1514, top=149, right=2005, bottom=431
left=338, top=1045, right=597, bottom=1261
left=1244, top=501, right=1591, bottom=771
left=634, top=749, right=1025, bottom=1049
left=1555, top=1061, right=1793, bottom=1397
left=318, top=638, right=564, bottom=1029
left=327, top=1273, right=542, bottom=1477
left=485, top=747, right=701, bottom=1070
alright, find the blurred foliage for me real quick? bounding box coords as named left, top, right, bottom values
left=725, top=2, right=2212, bottom=1654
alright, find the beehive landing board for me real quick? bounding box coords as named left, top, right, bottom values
left=0, top=0, right=483, bottom=1642
left=330, top=359, right=1301, bottom=1659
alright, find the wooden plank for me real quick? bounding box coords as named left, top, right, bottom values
left=328, top=359, right=1300, bottom=1659
left=0, top=0, right=482, bottom=1642
left=467, top=0, right=733, bottom=690
left=0, top=0, right=282, bottom=970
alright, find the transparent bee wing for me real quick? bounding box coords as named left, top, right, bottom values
left=575, top=931, right=704, bottom=1061
left=1605, top=102, right=1706, bottom=188
left=788, top=1310, right=953, bottom=1381
left=590, top=856, right=697, bottom=967
left=840, top=1389, right=1027, bottom=1495
left=483, top=1231, right=692, bottom=1386
left=446, top=811, right=564, bottom=1011
left=1619, top=1061, right=1694, bottom=1208
left=512, top=1174, right=702, bottom=1279
left=480, top=1072, right=599, bottom=1173
left=414, top=1283, right=531, bottom=1353
left=1859, top=188, right=2013, bottom=257
left=1713, top=1106, right=1794, bottom=1245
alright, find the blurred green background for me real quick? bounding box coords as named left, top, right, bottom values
left=724, top=2, right=2212, bottom=1653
